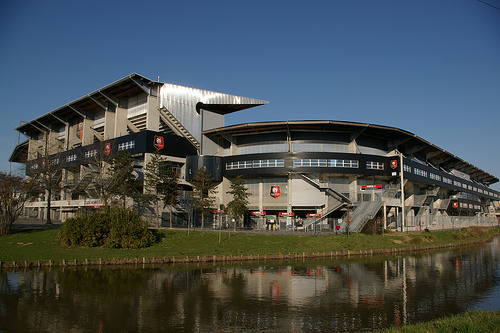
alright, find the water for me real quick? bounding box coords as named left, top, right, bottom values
left=1, top=238, right=499, bottom=332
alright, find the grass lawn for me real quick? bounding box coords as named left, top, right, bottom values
left=379, top=310, right=500, bottom=333
left=0, top=226, right=498, bottom=265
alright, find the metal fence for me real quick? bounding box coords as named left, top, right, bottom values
left=388, top=215, right=498, bottom=232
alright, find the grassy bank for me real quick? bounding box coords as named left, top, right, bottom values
left=0, top=226, right=498, bottom=267
left=380, top=310, right=500, bottom=333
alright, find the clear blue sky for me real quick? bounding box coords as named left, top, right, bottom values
left=1, top=0, right=499, bottom=190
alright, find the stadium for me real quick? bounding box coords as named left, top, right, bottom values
left=10, top=74, right=500, bottom=232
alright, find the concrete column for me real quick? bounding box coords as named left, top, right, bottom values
left=114, top=106, right=128, bottom=137
left=82, top=117, right=94, bottom=146
left=103, top=105, right=116, bottom=140
left=349, top=175, right=358, bottom=203
left=146, top=95, right=159, bottom=131
left=258, top=177, right=263, bottom=212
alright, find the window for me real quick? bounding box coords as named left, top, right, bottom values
left=430, top=173, right=441, bottom=182
left=66, top=154, right=77, bottom=162
left=293, top=159, right=328, bottom=167
left=118, top=141, right=135, bottom=151
left=85, top=150, right=98, bottom=158
left=329, top=159, right=359, bottom=168
left=414, top=168, right=428, bottom=177
left=366, top=161, right=384, bottom=170
left=293, top=159, right=359, bottom=168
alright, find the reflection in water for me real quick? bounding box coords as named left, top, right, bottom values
left=1, top=237, right=499, bottom=332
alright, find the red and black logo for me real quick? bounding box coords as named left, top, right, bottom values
left=270, top=186, right=281, bottom=199
left=390, top=160, right=398, bottom=169
left=104, top=143, right=111, bottom=156
left=154, top=136, right=164, bottom=150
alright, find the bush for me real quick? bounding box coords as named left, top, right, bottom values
left=60, top=207, right=154, bottom=249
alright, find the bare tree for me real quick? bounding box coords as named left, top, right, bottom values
left=143, top=151, right=180, bottom=228
left=0, top=172, right=37, bottom=235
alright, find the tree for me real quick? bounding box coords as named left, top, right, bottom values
left=108, top=150, right=136, bottom=207
left=190, top=167, right=217, bottom=230
left=34, top=152, right=64, bottom=225
left=143, top=151, right=180, bottom=228
left=86, top=147, right=135, bottom=207
left=345, top=208, right=353, bottom=237
left=0, top=172, right=37, bottom=235
left=226, top=175, right=250, bottom=231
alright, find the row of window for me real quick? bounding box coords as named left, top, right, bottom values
left=460, top=203, right=481, bottom=210
left=85, top=150, right=98, bottom=158
left=118, top=141, right=136, bottom=151
left=226, top=159, right=285, bottom=170
left=227, top=159, right=383, bottom=170
left=404, top=164, right=499, bottom=199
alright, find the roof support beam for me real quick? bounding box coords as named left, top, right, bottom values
left=130, top=76, right=151, bottom=95
left=89, top=96, right=107, bottom=111
left=98, top=91, right=119, bottom=107
left=49, top=112, right=68, bottom=125
left=34, top=120, right=51, bottom=132
left=28, top=122, right=47, bottom=134
left=69, top=105, right=87, bottom=119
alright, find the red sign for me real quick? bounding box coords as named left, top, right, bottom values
left=270, top=185, right=281, bottom=199
left=77, top=121, right=83, bottom=140
left=307, top=213, right=321, bottom=217
left=390, top=160, right=398, bottom=169
left=213, top=209, right=225, bottom=213
left=452, top=202, right=459, bottom=209
left=361, top=184, right=382, bottom=190
left=279, top=212, right=294, bottom=216
left=251, top=211, right=266, bottom=215
left=154, top=135, right=164, bottom=150
left=104, top=142, right=111, bottom=155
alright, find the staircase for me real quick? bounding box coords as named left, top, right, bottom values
left=159, top=107, right=200, bottom=151
left=302, top=202, right=346, bottom=230
left=300, top=174, right=351, bottom=203
left=340, top=201, right=383, bottom=233
left=72, top=171, right=93, bottom=193
left=299, top=174, right=351, bottom=231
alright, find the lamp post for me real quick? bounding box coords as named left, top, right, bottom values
left=400, top=151, right=405, bottom=232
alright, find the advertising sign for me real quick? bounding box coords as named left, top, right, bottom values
left=279, top=212, right=294, bottom=216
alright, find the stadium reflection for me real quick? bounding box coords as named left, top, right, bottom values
left=1, top=238, right=499, bottom=332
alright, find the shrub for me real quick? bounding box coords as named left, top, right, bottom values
left=60, top=207, right=154, bottom=249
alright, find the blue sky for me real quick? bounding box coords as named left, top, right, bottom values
left=1, top=0, right=499, bottom=190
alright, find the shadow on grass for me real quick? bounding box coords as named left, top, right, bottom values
left=9, top=228, right=55, bottom=235
left=151, top=229, right=167, bottom=243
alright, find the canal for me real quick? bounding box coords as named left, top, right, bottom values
left=1, top=237, right=499, bottom=332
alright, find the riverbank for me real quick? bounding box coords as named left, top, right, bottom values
left=1, top=225, right=499, bottom=269
left=379, top=310, right=500, bottom=333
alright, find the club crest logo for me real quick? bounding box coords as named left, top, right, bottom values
left=390, top=160, right=398, bottom=169
left=104, top=143, right=111, bottom=156
left=270, top=185, right=281, bottom=199
left=154, top=135, right=164, bottom=150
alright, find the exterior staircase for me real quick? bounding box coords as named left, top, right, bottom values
left=340, top=201, right=383, bottom=233
left=159, top=107, right=200, bottom=151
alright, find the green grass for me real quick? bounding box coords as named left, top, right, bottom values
left=379, top=310, right=500, bottom=333
left=0, top=226, right=498, bottom=264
